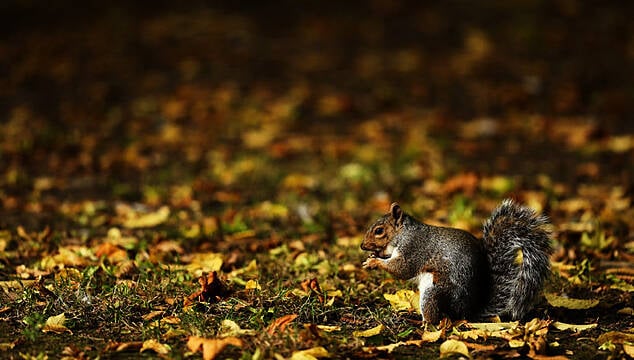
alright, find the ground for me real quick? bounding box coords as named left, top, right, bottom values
left=1, top=1, right=633, bottom=359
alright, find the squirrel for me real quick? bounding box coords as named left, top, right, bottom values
left=361, top=199, right=552, bottom=324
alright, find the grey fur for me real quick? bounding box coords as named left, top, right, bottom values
left=362, top=199, right=552, bottom=322
left=481, top=199, right=552, bottom=319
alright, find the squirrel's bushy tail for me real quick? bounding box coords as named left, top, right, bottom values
left=482, top=199, right=552, bottom=320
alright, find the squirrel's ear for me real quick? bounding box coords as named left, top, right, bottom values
left=390, top=202, right=403, bottom=224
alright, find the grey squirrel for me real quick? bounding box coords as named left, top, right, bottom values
left=361, top=199, right=552, bottom=323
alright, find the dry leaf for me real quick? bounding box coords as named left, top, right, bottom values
left=267, top=314, right=298, bottom=335
left=383, top=289, right=420, bottom=313
left=597, top=331, right=634, bottom=345
left=421, top=329, right=443, bottom=342
left=365, top=340, right=423, bottom=353
left=544, top=293, right=599, bottom=309
left=186, top=271, right=228, bottom=305
left=290, top=346, right=330, bottom=360
left=104, top=341, right=143, bottom=352
left=301, top=278, right=324, bottom=303
left=142, top=310, right=165, bottom=322
left=185, top=253, right=224, bottom=276
left=140, top=339, right=170, bottom=355
left=123, top=206, right=170, bottom=228
left=94, top=242, right=128, bottom=263
left=353, top=324, right=384, bottom=338
left=219, top=319, right=257, bottom=337
left=187, top=336, right=242, bottom=360
left=245, top=279, right=261, bottom=290
left=439, top=339, right=470, bottom=358
left=551, top=321, right=597, bottom=332
left=315, top=325, right=341, bottom=332
left=42, top=313, right=72, bottom=334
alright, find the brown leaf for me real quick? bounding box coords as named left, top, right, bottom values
left=267, top=314, right=298, bottom=335
left=140, top=339, right=170, bottom=355
left=185, top=271, right=228, bottom=305
left=42, top=313, right=72, bottom=334
left=300, top=278, right=324, bottom=303
left=186, top=336, right=242, bottom=360
left=94, top=242, right=128, bottom=263
left=104, top=341, right=143, bottom=352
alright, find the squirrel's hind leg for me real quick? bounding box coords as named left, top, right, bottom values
left=417, top=272, right=439, bottom=323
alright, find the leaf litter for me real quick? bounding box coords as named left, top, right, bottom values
left=1, top=2, right=634, bottom=360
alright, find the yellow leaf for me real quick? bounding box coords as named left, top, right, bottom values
left=123, top=206, right=170, bottom=228
left=245, top=280, right=261, bottom=290
left=544, top=293, right=599, bottom=309
left=185, top=253, right=224, bottom=276
left=187, top=336, right=242, bottom=360
left=439, top=339, right=469, bottom=358
left=551, top=321, right=597, bottom=332
left=140, top=339, right=170, bottom=355
left=624, top=344, right=634, bottom=357
left=383, top=290, right=420, bottom=313
left=142, top=310, right=165, bottom=321
left=316, top=325, right=341, bottom=332
left=421, top=329, right=443, bottom=342
left=353, top=324, right=384, bottom=338
left=290, top=346, right=330, bottom=360
left=367, top=339, right=423, bottom=353
left=42, top=313, right=72, bottom=334
left=508, top=339, right=525, bottom=348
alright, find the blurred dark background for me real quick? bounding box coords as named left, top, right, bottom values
left=0, top=0, right=632, bottom=212
left=2, top=0, right=634, bottom=124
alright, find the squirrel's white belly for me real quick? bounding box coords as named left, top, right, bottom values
left=416, top=272, right=434, bottom=320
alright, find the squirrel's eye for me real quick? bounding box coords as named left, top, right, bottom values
left=373, top=227, right=384, bottom=236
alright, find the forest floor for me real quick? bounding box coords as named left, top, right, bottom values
left=1, top=1, right=633, bottom=359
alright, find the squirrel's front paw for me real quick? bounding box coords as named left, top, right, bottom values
left=363, top=257, right=381, bottom=269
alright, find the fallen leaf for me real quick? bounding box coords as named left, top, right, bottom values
left=186, top=271, right=229, bottom=305
left=290, top=346, right=330, bottom=360
left=624, top=344, right=634, bottom=358
left=187, top=336, right=242, bottom=360
left=245, top=279, right=261, bottom=290
left=267, top=314, right=298, bottom=335
left=315, top=325, right=341, bottom=332
left=123, top=206, right=170, bottom=228
left=439, top=339, right=469, bottom=358
left=383, top=290, right=420, bottom=313
left=219, top=319, right=257, bottom=337
left=142, top=310, right=165, bottom=322
left=94, top=242, right=128, bottom=263
left=597, top=331, right=634, bottom=345
left=140, top=339, right=170, bottom=355
left=544, top=293, right=599, bottom=309
left=551, top=321, right=597, bottom=332
left=42, top=313, right=72, bottom=334
left=365, top=340, right=423, bottom=353
left=421, top=329, right=444, bottom=342
left=301, top=278, right=324, bottom=303
left=353, top=324, right=384, bottom=338
left=0, top=341, right=16, bottom=351
left=185, top=253, right=224, bottom=276
left=104, top=341, right=143, bottom=352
